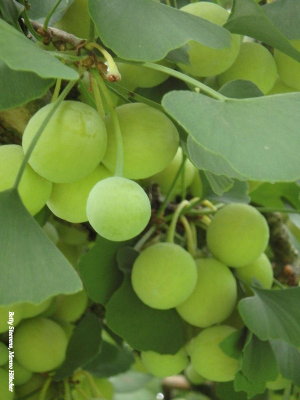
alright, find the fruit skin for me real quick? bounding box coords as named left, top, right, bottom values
left=185, top=364, right=205, bottom=385
left=218, top=42, right=278, bottom=94
left=117, top=61, right=169, bottom=90
left=177, top=2, right=241, bottom=77
left=141, top=348, right=188, bottom=377
left=87, top=177, right=151, bottom=241
left=14, top=317, right=68, bottom=372
left=0, top=144, right=52, bottom=215
left=206, top=203, right=269, bottom=267
left=47, top=164, right=111, bottom=223
left=103, top=103, right=179, bottom=179
left=190, top=325, right=240, bottom=382
left=150, top=148, right=196, bottom=197
left=52, top=291, right=88, bottom=322
left=0, top=368, right=14, bottom=400
left=21, top=298, right=53, bottom=319
left=267, top=79, right=295, bottom=95
left=22, top=101, right=107, bottom=183
left=235, top=253, right=273, bottom=289
left=131, top=242, right=198, bottom=310
left=274, top=40, right=300, bottom=90
left=189, top=171, right=203, bottom=199
left=14, top=361, right=33, bottom=386
left=176, top=258, right=237, bottom=327
left=55, top=0, right=90, bottom=39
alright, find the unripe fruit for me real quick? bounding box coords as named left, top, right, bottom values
left=131, top=242, right=198, bottom=310
left=0, top=145, right=52, bottom=215
left=190, top=325, right=240, bottom=382
left=141, top=348, right=188, bottom=377
left=14, top=317, right=68, bottom=372
left=150, top=148, right=196, bottom=197
left=266, top=374, right=290, bottom=390
left=177, top=2, right=241, bottom=77
left=22, top=101, right=107, bottom=183
left=267, top=79, right=295, bottom=95
left=235, top=253, right=273, bottom=289
left=52, top=291, right=88, bottom=322
left=21, top=298, right=53, bottom=319
left=118, top=62, right=169, bottom=90
left=218, top=42, right=278, bottom=94
left=185, top=364, right=205, bottom=384
left=207, top=203, right=269, bottom=267
left=103, top=103, right=179, bottom=179
left=87, top=177, right=151, bottom=241
left=47, top=164, right=111, bottom=223
left=189, top=171, right=203, bottom=199
left=177, top=258, right=237, bottom=327
left=14, top=361, right=33, bottom=386
left=0, top=368, right=14, bottom=400
left=274, top=40, right=300, bottom=90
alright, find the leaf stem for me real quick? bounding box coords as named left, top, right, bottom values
left=85, top=42, right=121, bottom=81
left=43, top=0, right=63, bottom=30
left=91, top=74, right=105, bottom=119
left=156, top=153, right=187, bottom=218
left=180, top=216, right=196, bottom=256
left=51, top=78, right=62, bottom=102
left=20, top=0, right=42, bottom=41
left=92, top=70, right=124, bottom=177
left=81, top=371, right=103, bottom=398
left=134, top=225, right=157, bottom=251
left=63, top=379, right=72, bottom=400
left=167, top=200, right=190, bottom=243
left=38, top=376, right=52, bottom=400
left=13, top=80, right=76, bottom=189
left=142, top=62, right=227, bottom=101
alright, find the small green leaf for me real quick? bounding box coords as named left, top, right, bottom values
left=105, top=277, right=186, bottom=353
left=78, top=236, right=123, bottom=305
left=89, top=0, right=231, bottom=61
left=204, top=172, right=234, bottom=196
left=241, top=335, right=278, bottom=384
left=250, top=182, right=300, bottom=209
left=116, top=247, right=139, bottom=274
left=0, top=190, right=82, bottom=305
left=206, top=179, right=250, bottom=204
left=0, top=0, right=23, bottom=29
left=220, top=329, right=245, bottom=360
left=0, top=61, right=54, bottom=110
left=163, top=91, right=300, bottom=182
left=0, top=19, right=79, bottom=79
left=54, top=312, right=102, bottom=380
left=238, top=287, right=300, bottom=347
left=225, top=0, right=300, bottom=62
left=110, top=371, right=152, bottom=393
left=270, top=339, right=300, bottom=386
left=85, top=341, right=134, bottom=378
left=263, top=0, right=300, bottom=40
left=234, top=372, right=266, bottom=399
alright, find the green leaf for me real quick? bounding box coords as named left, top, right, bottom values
left=0, top=0, right=23, bottom=29
left=206, top=179, right=250, bottom=204
left=270, top=339, right=300, bottom=386
left=250, top=182, right=300, bottom=209
left=234, top=372, right=266, bottom=399
left=238, top=287, right=300, bottom=347
left=78, top=236, right=123, bottom=305
left=0, top=61, right=54, bottom=110
left=204, top=172, right=234, bottom=196
left=0, top=19, right=79, bottom=79
left=89, top=0, right=231, bottom=61
left=114, top=388, right=156, bottom=400
left=216, top=382, right=248, bottom=400
left=219, top=80, right=263, bottom=99
left=0, top=190, right=82, bottom=305
left=116, top=247, right=139, bottom=274
left=263, top=0, right=300, bottom=40
left=105, top=277, right=186, bottom=353
left=240, top=335, right=278, bottom=384
left=163, top=91, right=300, bottom=182
left=54, top=312, right=102, bottom=380
left=28, top=0, right=75, bottom=24
left=225, top=0, right=300, bottom=62
left=85, top=341, right=134, bottom=378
